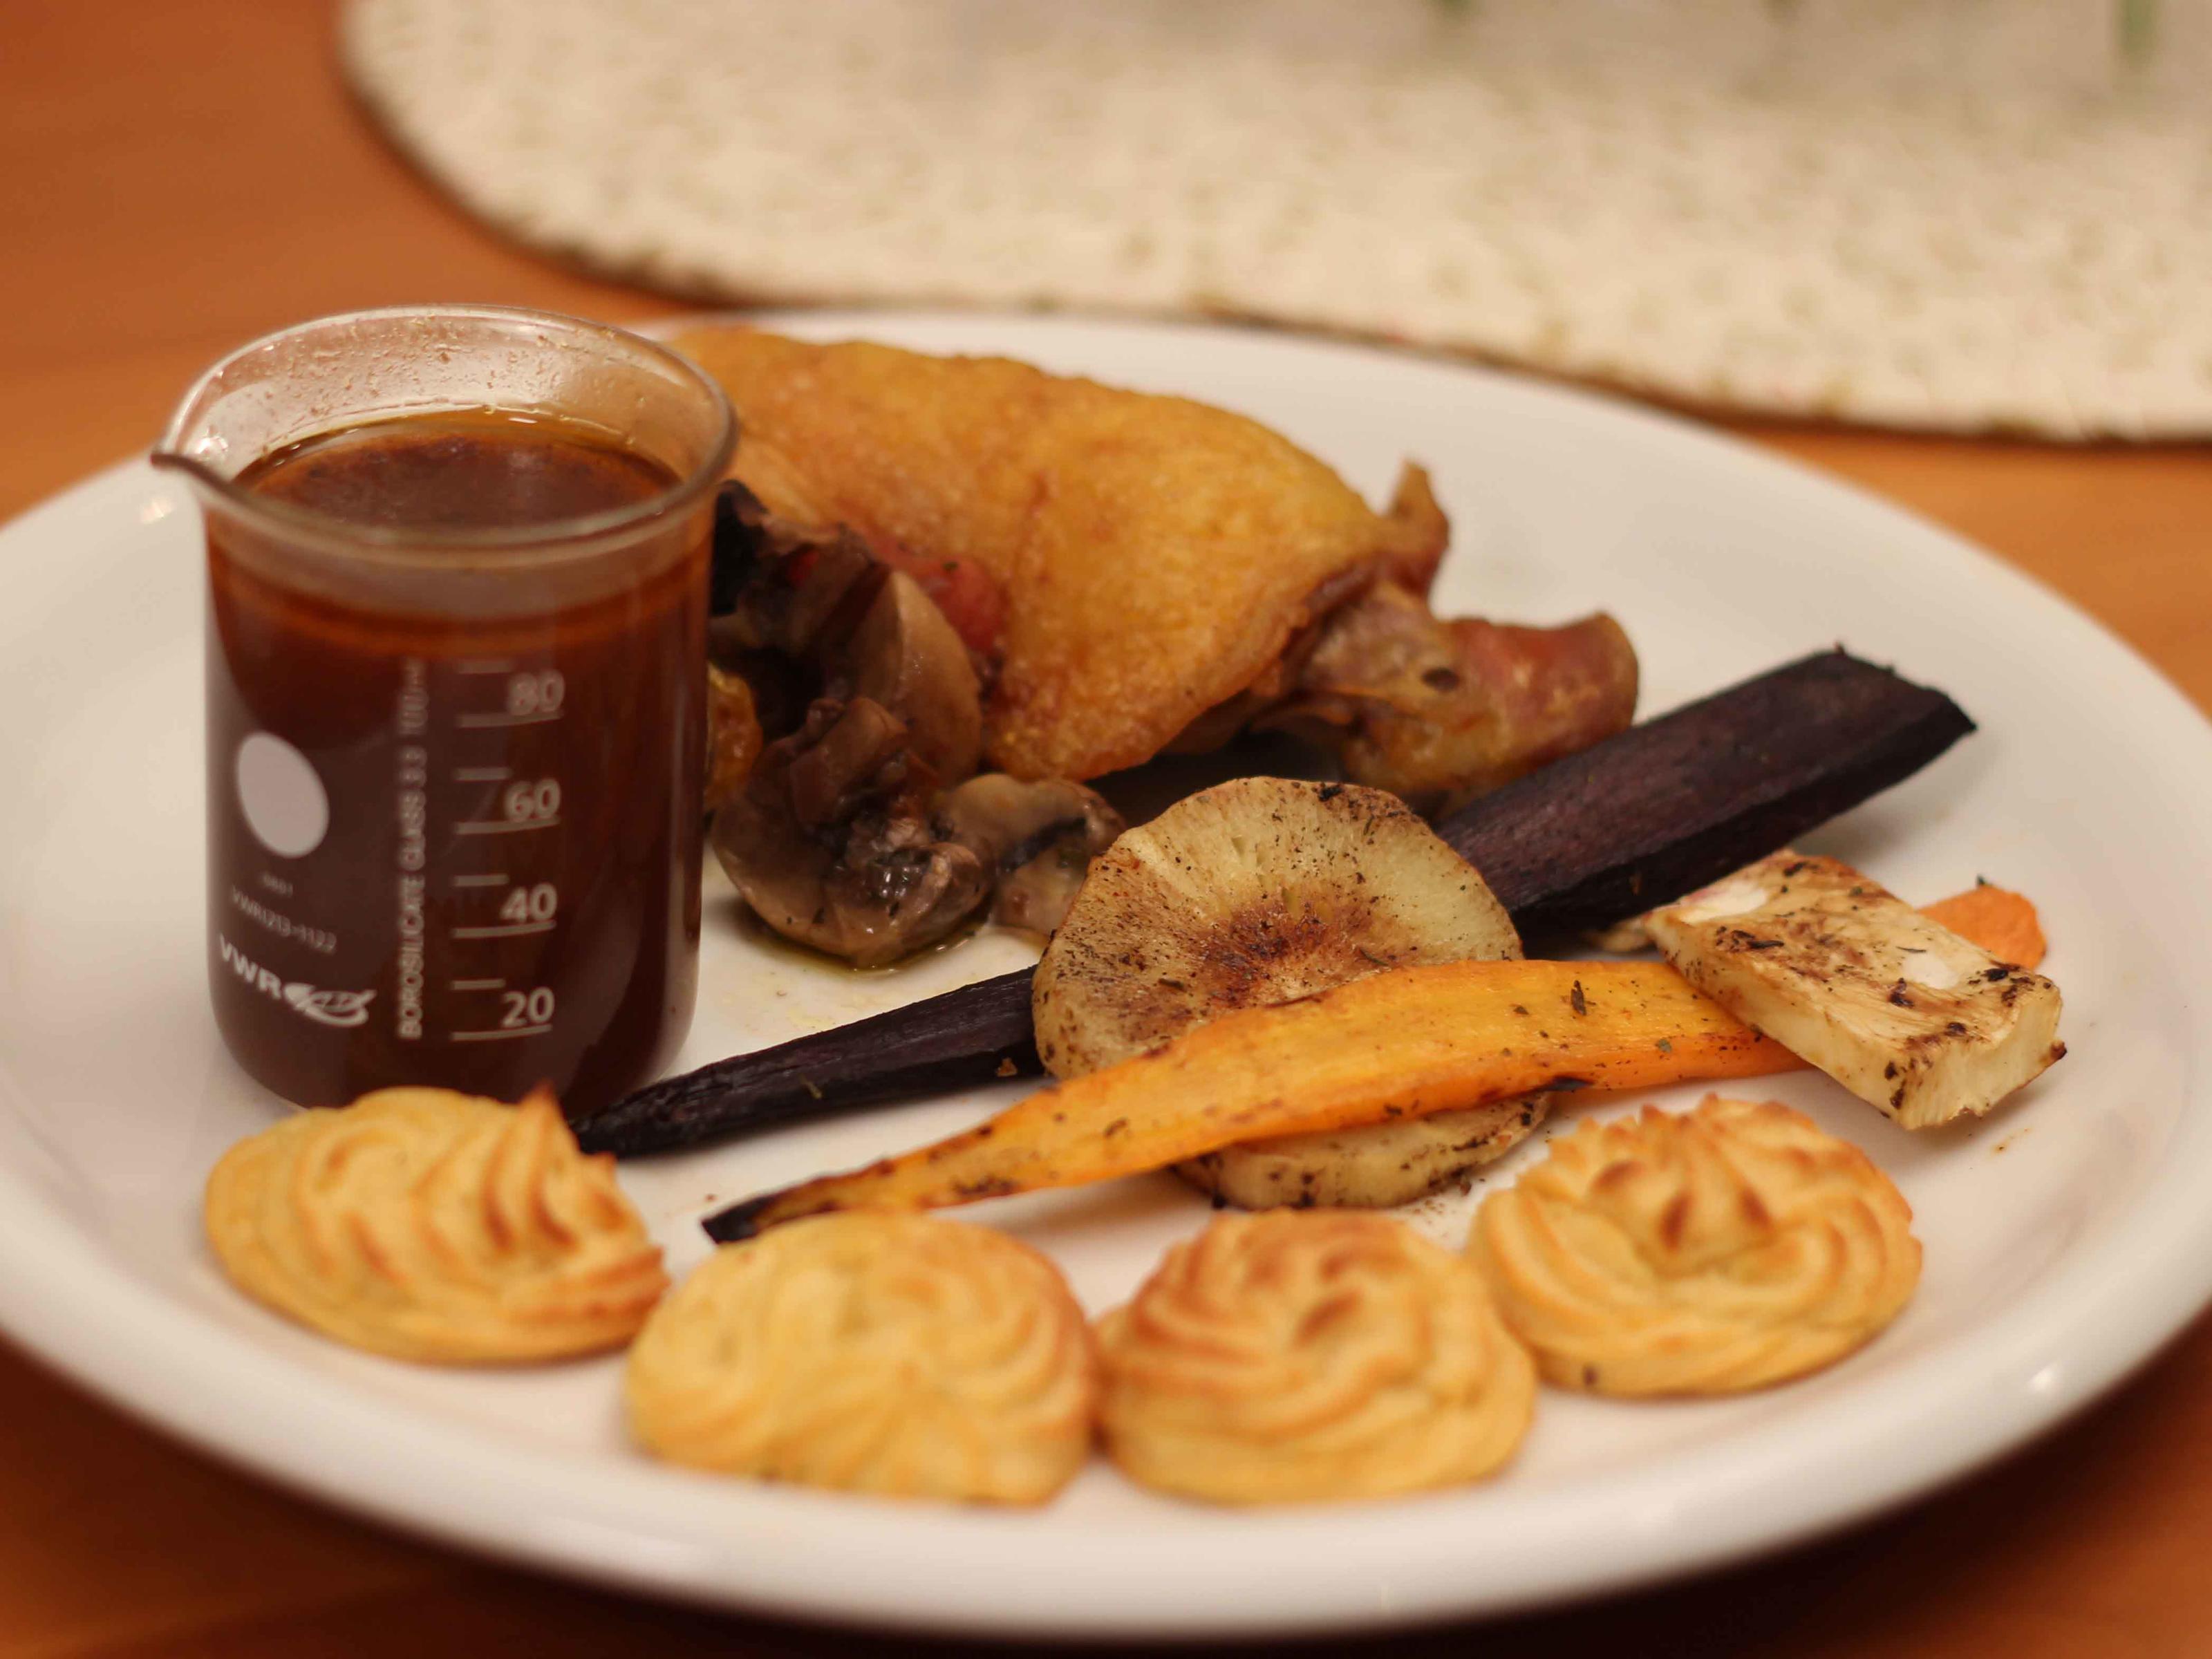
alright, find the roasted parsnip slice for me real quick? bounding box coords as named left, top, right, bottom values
left=1033, top=777, right=1521, bottom=1076
left=705, top=959, right=1792, bottom=1240
left=1175, top=1096, right=1550, bottom=1210
left=1646, top=854, right=2063, bottom=1129
left=1033, top=776, right=1539, bottom=1207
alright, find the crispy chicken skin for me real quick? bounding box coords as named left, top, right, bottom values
left=674, top=326, right=1421, bottom=782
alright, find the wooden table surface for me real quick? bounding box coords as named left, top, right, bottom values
left=6, top=4, right=2211, bottom=1655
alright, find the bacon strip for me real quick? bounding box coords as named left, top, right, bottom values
left=1267, top=581, right=1638, bottom=804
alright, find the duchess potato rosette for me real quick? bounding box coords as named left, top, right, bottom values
left=203, top=1087, right=668, bottom=1364
left=1468, top=1096, right=1921, bottom=1395
left=1097, top=1210, right=1535, bottom=1505
left=626, top=1213, right=1098, bottom=1505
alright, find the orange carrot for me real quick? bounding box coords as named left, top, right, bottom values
left=707, top=885, right=2050, bottom=1236
left=710, top=960, right=1792, bottom=1237
left=1918, top=885, right=2046, bottom=971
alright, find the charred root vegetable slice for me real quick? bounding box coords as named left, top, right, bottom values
left=704, top=959, right=1793, bottom=1241
left=581, top=650, right=1972, bottom=1159
left=1176, top=1095, right=1551, bottom=1210
left=1033, top=778, right=1521, bottom=1080
left=1033, top=775, right=1533, bottom=1208
left=1647, top=854, right=2063, bottom=1128
left=1636, top=880, right=2050, bottom=1090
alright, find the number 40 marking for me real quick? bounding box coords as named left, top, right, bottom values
left=498, top=883, right=558, bottom=924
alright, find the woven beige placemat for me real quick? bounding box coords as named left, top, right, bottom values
left=343, top=0, right=2212, bottom=439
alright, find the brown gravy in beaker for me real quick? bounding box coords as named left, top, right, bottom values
left=207, top=411, right=707, bottom=1114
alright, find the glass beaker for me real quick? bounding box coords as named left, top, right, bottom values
left=157, top=304, right=734, bottom=1116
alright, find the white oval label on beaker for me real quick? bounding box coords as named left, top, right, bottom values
left=235, top=732, right=329, bottom=859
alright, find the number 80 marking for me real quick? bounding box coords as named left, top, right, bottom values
left=506, top=671, right=565, bottom=717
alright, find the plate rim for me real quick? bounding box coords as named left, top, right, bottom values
left=4, top=311, right=2211, bottom=1639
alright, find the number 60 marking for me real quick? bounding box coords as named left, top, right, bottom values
left=501, top=779, right=561, bottom=823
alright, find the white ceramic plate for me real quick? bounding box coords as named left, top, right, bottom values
left=1, top=314, right=2206, bottom=1641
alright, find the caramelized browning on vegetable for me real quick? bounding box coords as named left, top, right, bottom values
left=1694, top=881, right=2050, bottom=1085
left=932, top=774, right=1125, bottom=937
left=714, top=697, right=993, bottom=966
left=702, top=879, right=2046, bottom=1234
left=1649, top=856, right=2062, bottom=1128
left=704, top=959, right=1791, bottom=1239
left=1031, top=776, right=1522, bottom=1079
left=583, top=650, right=1976, bottom=1158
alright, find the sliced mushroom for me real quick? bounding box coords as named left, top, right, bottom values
left=713, top=698, right=993, bottom=967
left=934, top=775, right=1127, bottom=937
left=783, top=697, right=910, bottom=830
left=704, top=483, right=1115, bottom=963
left=843, top=571, right=983, bottom=785
left=711, top=482, right=983, bottom=785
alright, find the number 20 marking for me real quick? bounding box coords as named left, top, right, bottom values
left=500, top=988, right=555, bottom=1028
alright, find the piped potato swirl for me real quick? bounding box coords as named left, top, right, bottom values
left=1097, top=1211, right=1535, bottom=1505
left=204, top=1087, right=668, bottom=1364
left=1468, top=1096, right=1920, bottom=1395
left=626, top=1214, right=1098, bottom=1505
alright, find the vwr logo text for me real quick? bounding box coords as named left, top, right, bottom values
left=217, top=936, right=376, bottom=1029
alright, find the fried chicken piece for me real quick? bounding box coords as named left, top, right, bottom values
left=675, top=326, right=1636, bottom=797
left=675, top=326, right=1418, bottom=782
